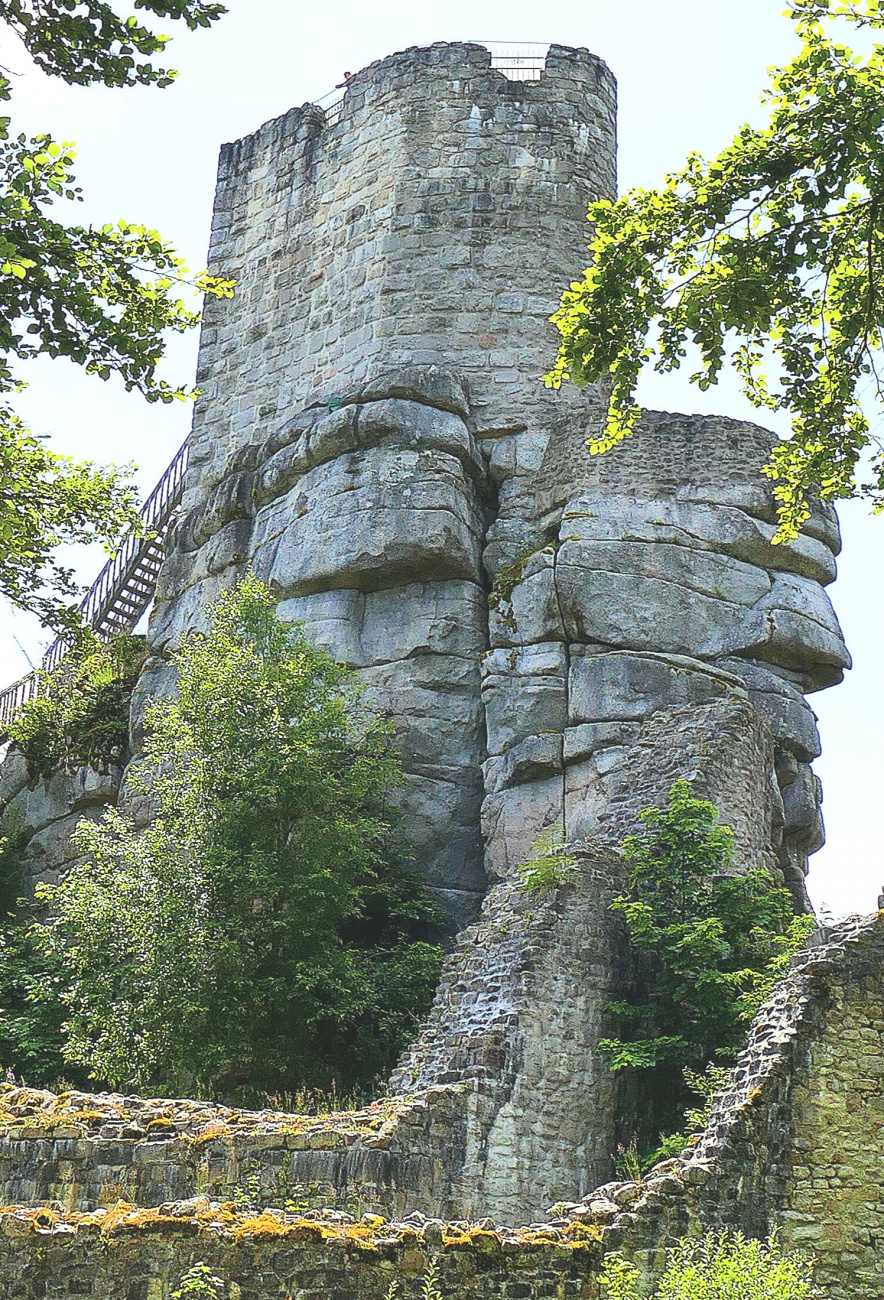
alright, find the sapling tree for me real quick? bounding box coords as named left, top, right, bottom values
left=39, top=577, right=444, bottom=1099
left=601, top=780, right=814, bottom=1145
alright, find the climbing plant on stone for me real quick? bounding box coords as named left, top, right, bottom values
left=546, top=0, right=884, bottom=539
left=600, top=779, right=814, bottom=1144
left=0, top=0, right=232, bottom=629
left=39, top=577, right=444, bottom=1099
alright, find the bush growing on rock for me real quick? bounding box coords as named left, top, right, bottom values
left=7, top=633, right=147, bottom=778
left=39, top=576, right=444, bottom=1100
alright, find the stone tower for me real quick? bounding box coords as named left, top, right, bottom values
left=146, top=41, right=620, bottom=924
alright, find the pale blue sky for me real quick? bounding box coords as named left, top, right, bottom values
left=0, top=1, right=880, bottom=916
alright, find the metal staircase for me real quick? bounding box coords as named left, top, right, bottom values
left=0, top=438, right=189, bottom=736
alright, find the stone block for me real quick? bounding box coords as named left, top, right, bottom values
left=559, top=492, right=837, bottom=586
left=252, top=448, right=483, bottom=596
left=755, top=574, right=850, bottom=689
left=481, top=776, right=564, bottom=880
left=487, top=549, right=564, bottom=648
left=358, top=653, right=484, bottom=774
left=481, top=643, right=568, bottom=757
left=717, top=658, right=821, bottom=762
left=568, top=649, right=744, bottom=727
left=556, top=538, right=771, bottom=658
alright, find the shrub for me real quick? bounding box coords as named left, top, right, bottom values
left=517, top=829, right=578, bottom=894
left=600, top=780, right=814, bottom=1144
left=8, top=633, right=147, bottom=778
left=599, top=1232, right=820, bottom=1299
left=0, top=912, right=82, bottom=1087
left=41, top=576, right=444, bottom=1100
left=171, top=1263, right=224, bottom=1300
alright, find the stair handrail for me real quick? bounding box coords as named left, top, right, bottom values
left=0, top=437, right=189, bottom=733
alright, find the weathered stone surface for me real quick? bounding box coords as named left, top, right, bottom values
left=252, top=447, right=483, bottom=596
left=0, top=763, right=125, bottom=901
left=360, top=362, right=471, bottom=418
left=567, top=650, right=744, bottom=727
left=718, top=658, right=821, bottom=762
left=557, top=539, right=771, bottom=658
left=560, top=492, right=838, bottom=585
left=481, top=643, right=568, bottom=758
left=278, top=581, right=487, bottom=668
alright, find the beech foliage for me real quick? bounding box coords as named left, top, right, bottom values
left=547, top=0, right=884, bottom=539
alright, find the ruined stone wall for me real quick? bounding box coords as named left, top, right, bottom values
left=0, top=1203, right=605, bottom=1300
left=544, top=913, right=884, bottom=1300
left=2, top=915, right=884, bottom=1299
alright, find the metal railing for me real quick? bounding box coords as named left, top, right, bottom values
left=484, top=42, right=550, bottom=81
left=316, top=85, right=347, bottom=128
left=0, top=438, right=189, bottom=736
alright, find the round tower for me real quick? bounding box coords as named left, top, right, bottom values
left=187, top=42, right=617, bottom=501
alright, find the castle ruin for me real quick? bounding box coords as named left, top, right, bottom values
left=0, top=41, right=877, bottom=1300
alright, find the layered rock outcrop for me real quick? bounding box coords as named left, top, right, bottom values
left=138, top=44, right=846, bottom=925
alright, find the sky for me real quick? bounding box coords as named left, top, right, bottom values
left=0, top=0, right=880, bottom=917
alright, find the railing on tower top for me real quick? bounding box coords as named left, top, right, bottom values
left=314, top=41, right=551, bottom=127
left=481, top=42, right=550, bottom=81
left=0, top=438, right=189, bottom=737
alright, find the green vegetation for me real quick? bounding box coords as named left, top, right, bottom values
left=0, top=913, right=79, bottom=1088
left=0, top=813, right=85, bottom=1088
left=600, top=780, right=814, bottom=1144
left=7, top=635, right=147, bottom=779
left=171, top=1262, right=224, bottom=1300
left=599, top=1232, right=820, bottom=1300
left=0, top=1, right=231, bottom=630
left=1, top=1, right=226, bottom=89
left=517, top=829, right=578, bottom=894
left=37, top=577, right=444, bottom=1101
left=0, top=421, right=141, bottom=633
left=546, top=0, right=884, bottom=539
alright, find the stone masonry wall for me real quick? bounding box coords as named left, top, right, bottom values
left=189, top=41, right=616, bottom=501
left=543, top=913, right=884, bottom=1300
left=2, top=916, right=884, bottom=1298
left=0, top=1203, right=605, bottom=1300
